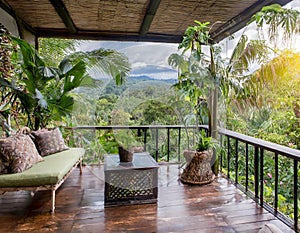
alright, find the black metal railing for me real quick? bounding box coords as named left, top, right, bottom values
left=219, top=128, right=300, bottom=232
left=65, top=125, right=300, bottom=231
left=65, top=125, right=198, bottom=163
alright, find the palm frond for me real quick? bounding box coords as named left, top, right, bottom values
left=65, top=48, right=131, bottom=84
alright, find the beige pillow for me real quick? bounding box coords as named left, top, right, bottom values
left=31, top=128, right=69, bottom=156
left=0, top=134, right=43, bottom=174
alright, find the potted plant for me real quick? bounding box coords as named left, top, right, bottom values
left=168, top=20, right=221, bottom=175
left=180, top=129, right=216, bottom=184
left=114, top=130, right=143, bottom=163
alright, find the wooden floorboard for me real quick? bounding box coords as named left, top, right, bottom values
left=0, top=164, right=295, bottom=233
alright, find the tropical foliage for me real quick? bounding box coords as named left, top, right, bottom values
left=0, top=27, right=131, bottom=130
left=38, top=37, right=79, bottom=66
left=250, top=3, right=300, bottom=47
left=224, top=4, right=300, bottom=222
left=168, top=21, right=217, bottom=134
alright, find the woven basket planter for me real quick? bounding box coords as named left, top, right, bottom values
left=180, top=150, right=215, bottom=185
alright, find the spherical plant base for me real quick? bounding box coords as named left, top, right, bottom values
left=118, top=146, right=133, bottom=163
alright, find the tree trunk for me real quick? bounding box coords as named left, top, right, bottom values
left=211, top=85, right=219, bottom=175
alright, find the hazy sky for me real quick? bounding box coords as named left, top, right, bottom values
left=78, top=0, right=300, bottom=80
left=78, top=40, right=178, bottom=79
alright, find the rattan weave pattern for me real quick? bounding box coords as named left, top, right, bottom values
left=2, top=0, right=268, bottom=42
left=180, top=150, right=215, bottom=185
left=106, top=169, right=155, bottom=200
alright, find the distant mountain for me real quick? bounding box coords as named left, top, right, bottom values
left=74, top=74, right=177, bottom=97
left=130, top=65, right=177, bottom=80
left=128, top=75, right=176, bottom=84
left=102, top=75, right=176, bottom=96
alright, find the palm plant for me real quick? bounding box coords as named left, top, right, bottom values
left=228, top=4, right=300, bottom=116
left=168, top=21, right=223, bottom=174
left=250, top=3, right=300, bottom=48
left=38, top=37, right=80, bottom=67
left=168, top=19, right=275, bottom=174
left=0, top=30, right=131, bottom=130
left=168, top=21, right=217, bottom=135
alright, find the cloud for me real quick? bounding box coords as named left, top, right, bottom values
left=77, top=41, right=179, bottom=79
left=120, top=43, right=179, bottom=68
left=131, top=62, right=148, bottom=69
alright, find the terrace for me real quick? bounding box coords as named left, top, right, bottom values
left=0, top=163, right=295, bottom=232
left=0, top=125, right=298, bottom=232
left=0, top=0, right=299, bottom=232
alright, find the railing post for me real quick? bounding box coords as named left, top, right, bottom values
left=294, top=160, right=298, bottom=232
left=178, top=127, right=181, bottom=162
left=260, top=148, right=264, bottom=207
left=235, top=139, right=238, bottom=184
left=220, top=134, right=223, bottom=171
left=155, top=128, right=158, bottom=162
left=254, top=146, right=259, bottom=200
left=167, top=127, right=170, bottom=162
left=274, top=153, right=278, bottom=214
left=143, top=129, right=147, bottom=152
left=227, top=136, right=230, bottom=179
left=137, top=128, right=141, bottom=137
left=245, top=143, right=249, bottom=192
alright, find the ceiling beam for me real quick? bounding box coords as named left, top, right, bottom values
left=36, top=28, right=182, bottom=43
left=139, top=0, right=161, bottom=36
left=0, top=0, right=36, bottom=37
left=211, top=0, right=292, bottom=42
left=49, top=0, right=77, bottom=33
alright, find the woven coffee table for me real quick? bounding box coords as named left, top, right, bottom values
left=104, top=152, right=158, bottom=207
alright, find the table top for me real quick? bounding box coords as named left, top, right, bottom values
left=104, top=152, right=158, bottom=171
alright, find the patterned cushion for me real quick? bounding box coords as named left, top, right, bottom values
left=0, top=134, right=43, bottom=174
left=31, top=128, right=69, bottom=157
left=0, top=152, right=10, bottom=174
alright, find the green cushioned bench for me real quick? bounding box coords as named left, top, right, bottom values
left=0, top=147, right=85, bottom=212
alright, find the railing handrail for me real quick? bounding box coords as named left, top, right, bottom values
left=66, top=125, right=300, bottom=160
left=65, top=125, right=198, bottom=130
left=219, top=128, right=300, bottom=161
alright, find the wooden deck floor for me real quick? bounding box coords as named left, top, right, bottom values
left=0, top=164, right=295, bottom=233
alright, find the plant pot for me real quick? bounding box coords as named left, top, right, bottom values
left=118, top=146, right=133, bottom=162
left=180, top=149, right=215, bottom=185
left=183, top=149, right=196, bottom=164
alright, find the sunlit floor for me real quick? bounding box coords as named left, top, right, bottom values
left=0, top=164, right=294, bottom=233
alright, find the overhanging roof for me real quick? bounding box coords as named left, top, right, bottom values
left=0, top=0, right=292, bottom=43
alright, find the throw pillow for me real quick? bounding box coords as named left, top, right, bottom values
left=31, top=128, right=69, bottom=156
left=0, top=151, right=10, bottom=174
left=0, top=134, right=43, bottom=174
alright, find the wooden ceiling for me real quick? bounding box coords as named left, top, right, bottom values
left=0, top=0, right=292, bottom=43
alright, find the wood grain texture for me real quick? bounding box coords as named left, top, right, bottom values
left=0, top=164, right=294, bottom=232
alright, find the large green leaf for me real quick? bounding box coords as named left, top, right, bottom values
left=61, top=60, right=87, bottom=93
left=65, top=48, right=131, bottom=84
